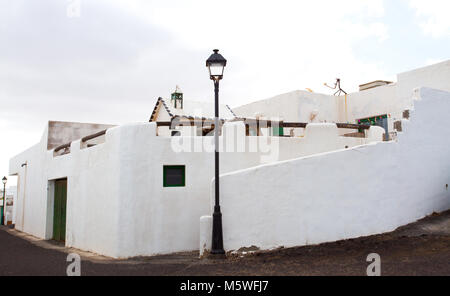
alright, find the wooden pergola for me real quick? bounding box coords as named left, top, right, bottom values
left=156, top=115, right=371, bottom=136
left=54, top=117, right=372, bottom=153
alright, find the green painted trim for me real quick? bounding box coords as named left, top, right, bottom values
left=357, top=114, right=388, bottom=132
left=357, top=114, right=388, bottom=124
left=272, top=126, right=284, bottom=136
left=163, top=165, right=186, bottom=187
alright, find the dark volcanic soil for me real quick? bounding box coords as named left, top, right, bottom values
left=1, top=211, right=449, bottom=276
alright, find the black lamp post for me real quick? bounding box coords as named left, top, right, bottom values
left=1, top=176, right=6, bottom=225
left=206, top=49, right=227, bottom=256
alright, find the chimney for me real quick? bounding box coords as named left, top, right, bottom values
left=171, top=85, right=183, bottom=109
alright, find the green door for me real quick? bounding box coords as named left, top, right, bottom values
left=53, top=179, right=67, bottom=242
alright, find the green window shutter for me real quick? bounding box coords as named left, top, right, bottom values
left=272, top=126, right=284, bottom=136
left=163, top=165, right=186, bottom=187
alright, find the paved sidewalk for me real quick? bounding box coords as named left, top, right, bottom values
left=1, top=210, right=449, bottom=276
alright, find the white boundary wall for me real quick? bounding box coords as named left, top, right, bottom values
left=9, top=119, right=380, bottom=257
left=211, top=88, right=450, bottom=252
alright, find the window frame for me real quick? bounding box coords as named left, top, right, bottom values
left=163, top=165, right=186, bottom=187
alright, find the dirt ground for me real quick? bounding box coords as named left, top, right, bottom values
left=1, top=210, right=449, bottom=275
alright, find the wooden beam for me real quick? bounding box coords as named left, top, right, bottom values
left=283, top=122, right=308, bottom=128
left=158, top=119, right=371, bottom=131
left=54, top=143, right=71, bottom=153
left=81, top=129, right=107, bottom=142
left=157, top=120, right=223, bottom=128
left=336, top=123, right=370, bottom=130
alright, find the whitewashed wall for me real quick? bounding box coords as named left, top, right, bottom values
left=10, top=128, right=49, bottom=237
left=233, top=90, right=339, bottom=123
left=110, top=123, right=383, bottom=257
left=9, top=117, right=381, bottom=257
left=233, top=60, right=450, bottom=136
left=211, top=88, right=450, bottom=252
left=397, top=60, right=450, bottom=110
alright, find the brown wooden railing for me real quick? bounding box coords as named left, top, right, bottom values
left=54, top=143, right=71, bottom=153
left=53, top=120, right=372, bottom=154
left=81, top=129, right=107, bottom=142
left=156, top=120, right=370, bottom=130
left=54, top=129, right=108, bottom=154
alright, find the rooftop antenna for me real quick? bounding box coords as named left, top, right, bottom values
left=324, top=78, right=347, bottom=96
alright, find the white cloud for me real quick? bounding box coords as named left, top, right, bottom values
left=408, top=0, right=450, bottom=38
left=111, top=0, right=390, bottom=98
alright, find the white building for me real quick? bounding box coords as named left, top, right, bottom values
left=9, top=60, right=450, bottom=258
left=149, top=85, right=236, bottom=137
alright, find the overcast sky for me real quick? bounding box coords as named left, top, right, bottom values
left=0, top=0, right=449, bottom=187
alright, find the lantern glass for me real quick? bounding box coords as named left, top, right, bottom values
left=2, top=177, right=6, bottom=185
left=208, top=63, right=225, bottom=77
left=206, top=49, right=226, bottom=80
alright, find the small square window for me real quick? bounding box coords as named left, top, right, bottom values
left=163, top=165, right=185, bottom=187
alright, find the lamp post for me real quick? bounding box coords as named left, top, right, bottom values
left=1, top=176, right=6, bottom=225
left=206, top=49, right=227, bottom=256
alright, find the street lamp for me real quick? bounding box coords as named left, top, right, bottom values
left=1, top=176, right=6, bottom=225
left=206, top=49, right=227, bottom=256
